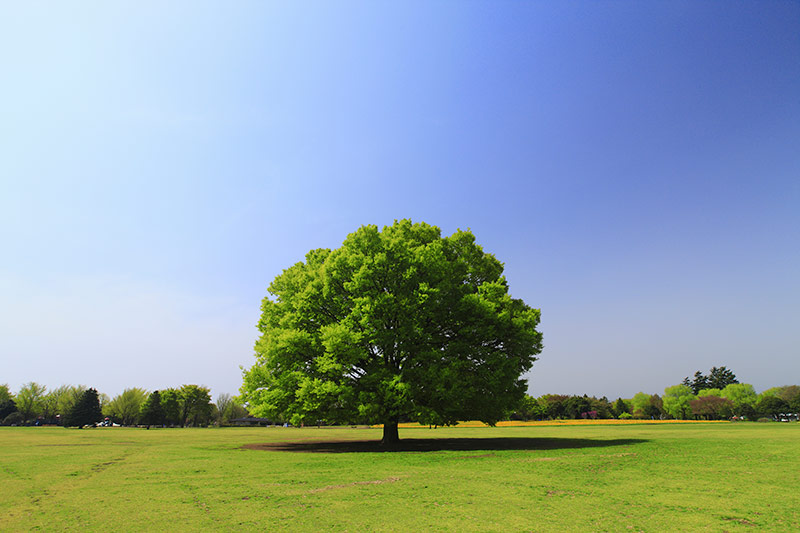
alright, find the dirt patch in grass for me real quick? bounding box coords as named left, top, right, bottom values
left=546, top=489, right=575, bottom=497
left=722, top=517, right=757, bottom=527
left=242, top=437, right=647, bottom=453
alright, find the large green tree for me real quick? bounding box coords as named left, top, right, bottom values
left=241, top=221, right=543, bottom=445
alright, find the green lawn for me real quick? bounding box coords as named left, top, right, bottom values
left=1, top=422, right=798, bottom=531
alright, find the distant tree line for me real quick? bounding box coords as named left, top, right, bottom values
left=511, top=368, right=800, bottom=422
left=0, top=383, right=247, bottom=427
left=2, top=367, right=798, bottom=427
left=511, top=383, right=799, bottom=422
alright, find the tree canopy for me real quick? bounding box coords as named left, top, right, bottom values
left=690, top=395, right=733, bottom=420
left=0, top=384, right=13, bottom=403
left=240, top=220, right=543, bottom=445
left=179, top=385, right=213, bottom=427
left=0, top=399, right=17, bottom=420
left=140, top=390, right=165, bottom=427
left=64, top=388, right=103, bottom=428
left=15, top=382, right=47, bottom=422
left=663, top=384, right=695, bottom=419
left=756, top=395, right=789, bottom=418
left=683, top=366, right=738, bottom=394
left=720, top=383, right=756, bottom=409
left=104, top=388, right=148, bottom=426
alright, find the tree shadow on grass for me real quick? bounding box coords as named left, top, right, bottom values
left=242, top=437, right=648, bottom=453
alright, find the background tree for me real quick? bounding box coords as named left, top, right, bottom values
left=756, top=395, right=789, bottom=419
left=644, top=394, right=663, bottom=419
left=697, top=388, right=722, bottom=398
left=41, top=385, right=85, bottom=423
left=216, top=393, right=233, bottom=423
left=720, top=383, right=757, bottom=418
left=512, top=395, right=546, bottom=421
left=64, top=388, right=103, bottom=427
left=215, top=393, right=248, bottom=425
left=240, top=221, right=543, bottom=445
left=98, top=392, right=111, bottom=412
left=104, top=388, right=148, bottom=425
left=563, top=395, right=592, bottom=419
left=682, top=367, right=738, bottom=394
left=180, top=385, right=212, bottom=427
left=612, top=398, right=629, bottom=418
left=682, top=371, right=709, bottom=395
left=58, top=385, right=86, bottom=417
left=15, top=382, right=47, bottom=422
left=160, top=388, right=183, bottom=426
left=140, top=390, right=165, bottom=427
left=39, top=390, right=59, bottom=421
left=539, top=394, right=569, bottom=420
left=0, top=398, right=18, bottom=420
left=3, top=411, right=24, bottom=426
left=690, top=395, right=734, bottom=420
left=230, top=401, right=248, bottom=421
left=589, top=396, right=613, bottom=419
left=707, top=366, right=738, bottom=390
left=663, top=384, right=695, bottom=419
left=790, top=394, right=800, bottom=414
left=0, top=384, right=13, bottom=403
left=778, top=385, right=800, bottom=406
left=761, top=385, right=800, bottom=406
left=631, top=392, right=651, bottom=419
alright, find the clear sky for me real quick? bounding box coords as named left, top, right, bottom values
left=2, top=2, right=798, bottom=402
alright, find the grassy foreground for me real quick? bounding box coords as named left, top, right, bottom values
left=1, top=422, right=798, bottom=531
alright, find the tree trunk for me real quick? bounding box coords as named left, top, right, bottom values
left=381, top=419, right=400, bottom=447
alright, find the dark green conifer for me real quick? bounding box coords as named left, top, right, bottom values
left=64, top=388, right=103, bottom=428
left=140, top=390, right=165, bottom=427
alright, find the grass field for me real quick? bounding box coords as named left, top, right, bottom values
left=1, top=422, right=798, bottom=531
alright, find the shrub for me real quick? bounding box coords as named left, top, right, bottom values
left=0, top=399, right=17, bottom=420
left=3, top=411, right=24, bottom=426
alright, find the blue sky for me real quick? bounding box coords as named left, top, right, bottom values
left=2, top=2, right=798, bottom=402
